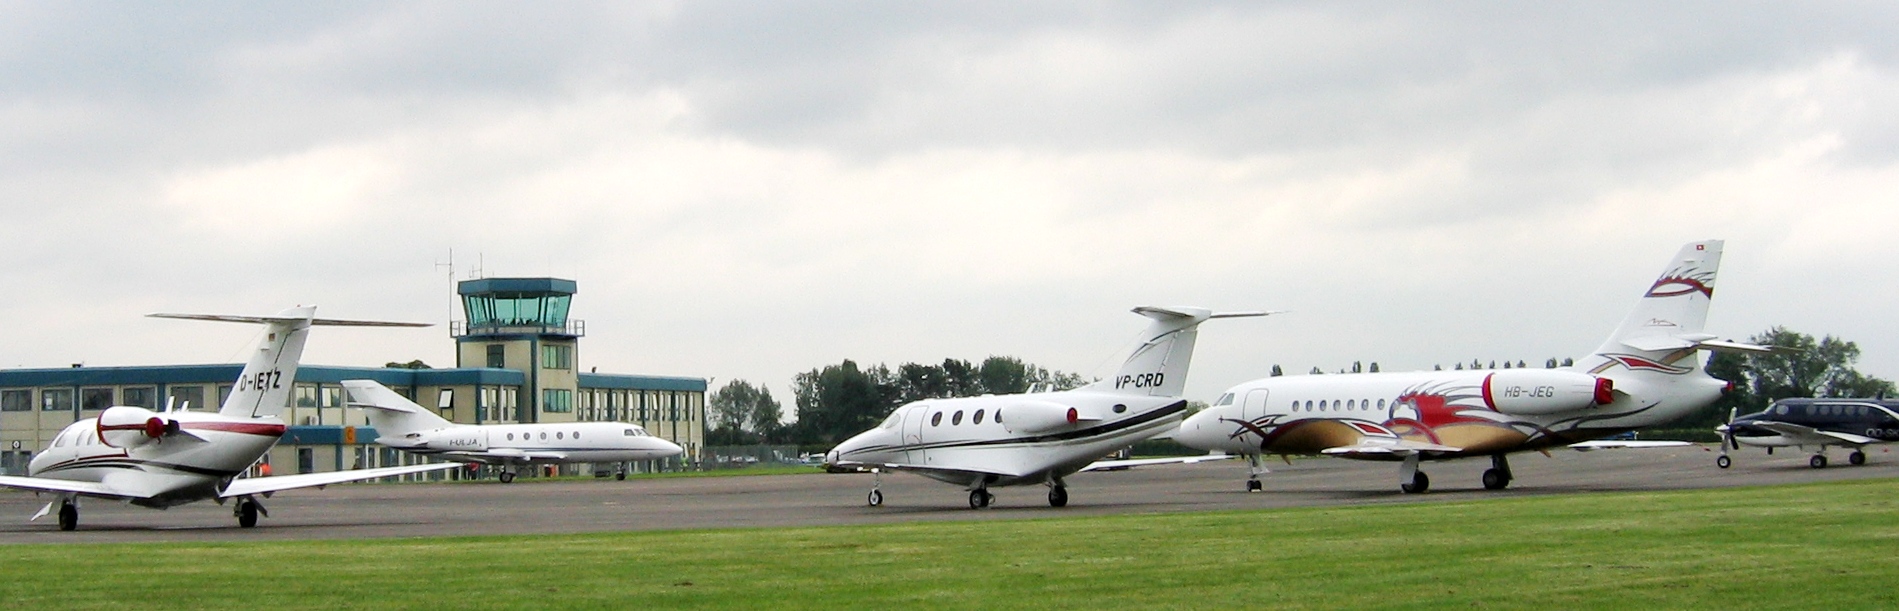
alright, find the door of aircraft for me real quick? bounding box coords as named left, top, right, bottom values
left=1241, top=389, right=1270, bottom=423
left=903, top=404, right=930, bottom=464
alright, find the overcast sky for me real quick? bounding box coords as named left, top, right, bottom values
left=3, top=2, right=1895, bottom=408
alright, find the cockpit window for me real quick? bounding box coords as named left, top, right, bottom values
left=1215, top=393, right=1235, bottom=406
left=880, top=412, right=902, bottom=429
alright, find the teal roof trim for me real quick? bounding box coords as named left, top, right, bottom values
left=458, top=277, right=577, bottom=296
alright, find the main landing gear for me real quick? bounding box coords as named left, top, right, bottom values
left=1047, top=480, right=1069, bottom=508
left=234, top=497, right=267, bottom=528
left=498, top=469, right=517, bottom=483
left=57, top=499, right=78, bottom=532
left=1399, top=455, right=1430, bottom=494
left=1850, top=450, right=1867, bottom=466
left=1482, top=454, right=1514, bottom=491
left=968, top=487, right=995, bottom=509
left=1244, top=454, right=1268, bottom=492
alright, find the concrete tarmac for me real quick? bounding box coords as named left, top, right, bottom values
left=2, top=444, right=1894, bottom=544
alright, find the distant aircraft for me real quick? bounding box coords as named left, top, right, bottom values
left=0, top=307, right=460, bottom=530
left=1716, top=398, right=1899, bottom=469
left=343, top=380, right=683, bottom=483
left=825, top=306, right=1270, bottom=509
left=1175, top=240, right=1770, bottom=493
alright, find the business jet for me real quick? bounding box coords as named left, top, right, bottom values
left=825, top=306, right=1270, bottom=509
left=342, top=380, right=684, bottom=482
left=1716, top=398, right=1899, bottom=469
left=1176, top=240, right=1771, bottom=493
left=0, top=306, right=461, bottom=530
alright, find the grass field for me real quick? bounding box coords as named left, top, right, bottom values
left=4, top=479, right=1897, bottom=609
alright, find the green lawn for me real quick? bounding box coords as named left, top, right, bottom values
left=4, top=479, right=1896, bottom=609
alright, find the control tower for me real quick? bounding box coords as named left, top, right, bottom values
left=454, top=278, right=584, bottom=423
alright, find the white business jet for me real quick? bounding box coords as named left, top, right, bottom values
left=1176, top=240, right=1772, bottom=493
left=825, top=306, right=1270, bottom=509
left=0, top=306, right=461, bottom=530
left=342, top=380, right=683, bottom=483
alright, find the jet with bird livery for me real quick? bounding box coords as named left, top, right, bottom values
left=826, top=306, right=1271, bottom=509
left=1715, top=397, right=1899, bottom=469
left=1176, top=240, right=1771, bottom=493
left=343, top=379, right=683, bottom=482
left=0, top=306, right=460, bottom=530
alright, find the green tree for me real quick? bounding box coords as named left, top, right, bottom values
left=707, top=380, right=783, bottom=445
left=1688, top=327, right=1894, bottom=430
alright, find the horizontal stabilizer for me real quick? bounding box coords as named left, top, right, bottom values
left=148, top=313, right=431, bottom=327
left=1568, top=439, right=1693, bottom=451
left=1079, top=454, right=1233, bottom=472
left=220, top=462, right=460, bottom=497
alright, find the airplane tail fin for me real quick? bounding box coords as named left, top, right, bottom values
left=1084, top=307, right=1275, bottom=397
left=342, top=380, right=453, bottom=436
left=150, top=308, right=431, bottom=420
left=1577, top=240, right=1726, bottom=380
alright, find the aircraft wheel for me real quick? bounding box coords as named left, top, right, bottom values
left=1246, top=479, right=1263, bottom=492
left=868, top=489, right=884, bottom=507
left=1048, top=485, right=1068, bottom=508
left=57, top=502, right=77, bottom=532
left=969, top=489, right=993, bottom=509
left=1850, top=451, right=1867, bottom=466
left=616, top=471, right=627, bottom=481
left=499, top=471, right=516, bottom=483
left=1401, top=471, right=1430, bottom=494
left=237, top=501, right=259, bottom=528
left=1481, top=468, right=1510, bottom=490
left=1810, top=455, right=1828, bottom=469
left=1716, top=455, right=1732, bottom=469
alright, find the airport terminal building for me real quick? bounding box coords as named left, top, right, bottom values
left=0, top=278, right=706, bottom=478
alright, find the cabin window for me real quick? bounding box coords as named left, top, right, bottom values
left=557, top=432, right=564, bottom=440
left=952, top=411, right=964, bottom=426
left=1319, top=401, right=1328, bottom=411
left=1305, top=401, right=1314, bottom=411
left=931, top=412, right=943, bottom=426
left=625, top=428, right=637, bottom=437
left=1378, top=399, right=1387, bottom=409
left=540, top=432, right=548, bottom=441
left=994, top=409, right=1003, bottom=423
left=507, top=433, right=515, bottom=441
left=1113, top=404, right=1127, bottom=414
left=973, top=409, right=985, bottom=425
left=1347, top=400, right=1356, bottom=410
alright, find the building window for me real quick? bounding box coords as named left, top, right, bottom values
left=169, top=386, right=206, bottom=412
left=543, top=388, right=573, bottom=413
left=437, top=389, right=454, bottom=421
left=542, top=345, right=572, bottom=370
left=122, top=386, right=157, bottom=409
left=295, top=384, right=319, bottom=408
left=81, top=388, right=114, bottom=411
left=486, top=344, right=506, bottom=368
left=42, top=389, right=72, bottom=412
left=0, top=389, right=29, bottom=412
left=322, top=386, right=346, bottom=408
left=298, top=448, right=315, bottom=474
left=217, top=385, right=233, bottom=408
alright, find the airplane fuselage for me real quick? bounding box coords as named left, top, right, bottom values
left=28, top=410, right=285, bottom=508
left=1177, top=368, right=1726, bottom=460
left=827, top=390, right=1187, bottom=488
left=380, top=421, right=682, bottom=465
left=1726, top=398, right=1899, bottom=449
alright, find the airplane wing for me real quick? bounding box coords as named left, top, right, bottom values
left=1568, top=439, right=1694, bottom=451
left=1320, top=439, right=1462, bottom=459
left=447, top=448, right=572, bottom=462
left=219, top=462, right=461, bottom=498
left=1749, top=421, right=1878, bottom=446
left=0, top=475, right=132, bottom=499
left=1079, top=454, right=1234, bottom=472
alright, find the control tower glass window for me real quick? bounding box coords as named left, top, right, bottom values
left=464, top=293, right=571, bottom=328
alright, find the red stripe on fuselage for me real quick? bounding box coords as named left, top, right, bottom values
left=1481, top=373, right=1496, bottom=411
left=181, top=421, right=286, bottom=437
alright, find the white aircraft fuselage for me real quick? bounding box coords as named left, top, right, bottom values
left=378, top=421, right=684, bottom=466
left=29, top=408, right=286, bottom=508
left=828, top=391, right=1188, bottom=489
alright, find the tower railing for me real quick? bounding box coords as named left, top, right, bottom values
left=451, top=319, right=586, bottom=338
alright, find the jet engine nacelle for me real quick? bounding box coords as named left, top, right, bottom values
left=999, top=400, right=1084, bottom=435
left=96, top=406, right=179, bottom=448
left=1483, top=370, right=1614, bottom=415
